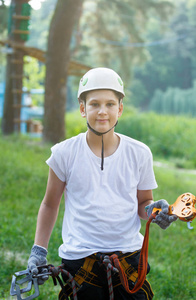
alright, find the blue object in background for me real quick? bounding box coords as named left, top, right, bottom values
left=0, top=82, right=5, bottom=119
left=0, top=82, right=44, bottom=136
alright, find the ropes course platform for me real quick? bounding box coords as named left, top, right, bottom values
left=0, top=39, right=91, bottom=76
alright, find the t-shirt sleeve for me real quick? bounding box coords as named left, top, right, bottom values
left=137, top=149, right=158, bottom=190
left=46, top=144, right=66, bottom=182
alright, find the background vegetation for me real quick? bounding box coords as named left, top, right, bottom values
left=0, top=0, right=196, bottom=299
left=1, top=110, right=196, bottom=299
left=1, top=0, right=196, bottom=118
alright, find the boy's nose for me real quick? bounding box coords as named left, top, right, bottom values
left=98, top=105, right=107, bottom=114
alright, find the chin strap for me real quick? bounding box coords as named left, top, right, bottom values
left=101, top=135, right=104, bottom=171
left=87, top=121, right=118, bottom=171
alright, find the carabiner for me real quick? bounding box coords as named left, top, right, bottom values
left=10, top=269, right=40, bottom=300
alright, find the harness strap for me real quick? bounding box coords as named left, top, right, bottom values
left=59, top=212, right=156, bottom=300
left=59, top=249, right=154, bottom=300
left=59, top=257, right=101, bottom=300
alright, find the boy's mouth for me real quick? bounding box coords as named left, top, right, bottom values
left=96, top=119, right=108, bottom=122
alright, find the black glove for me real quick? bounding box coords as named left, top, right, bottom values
left=146, top=199, right=178, bottom=229
left=28, top=245, right=49, bottom=285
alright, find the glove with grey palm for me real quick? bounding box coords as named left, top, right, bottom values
left=146, top=199, right=178, bottom=229
left=28, top=245, right=49, bottom=285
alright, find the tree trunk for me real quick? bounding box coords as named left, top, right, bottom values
left=2, top=54, right=15, bottom=134
left=2, top=0, right=29, bottom=134
left=43, top=0, right=84, bottom=143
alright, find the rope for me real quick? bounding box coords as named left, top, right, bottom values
left=104, top=213, right=156, bottom=297
left=47, top=264, right=78, bottom=300
left=61, top=269, right=78, bottom=300
left=42, top=213, right=156, bottom=300
left=103, top=255, right=119, bottom=300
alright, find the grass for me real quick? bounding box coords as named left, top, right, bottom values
left=0, top=133, right=196, bottom=299
left=145, top=166, right=196, bottom=299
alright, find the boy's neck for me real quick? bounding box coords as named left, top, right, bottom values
left=86, top=130, right=120, bottom=158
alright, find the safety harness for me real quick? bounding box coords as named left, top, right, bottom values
left=59, top=192, right=196, bottom=300
left=10, top=193, right=196, bottom=300
left=59, top=250, right=154, bottom=300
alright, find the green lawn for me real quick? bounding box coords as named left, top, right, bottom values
left=0, top=134, right=196, bottom=299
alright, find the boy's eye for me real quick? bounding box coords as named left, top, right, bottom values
left=107, top=103, right=114, bottom=107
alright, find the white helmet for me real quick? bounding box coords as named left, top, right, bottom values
left=77, top=67, right=125, bottom=99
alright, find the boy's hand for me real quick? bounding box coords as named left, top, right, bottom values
left=146, top=199, right=178, bottom=229
left=28, top=245, right=49, bottom=285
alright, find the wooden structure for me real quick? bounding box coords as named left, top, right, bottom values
left=1, top=40, right=90, bottom=134
left=1, top=0, right=90, bottom=134
left=0, top=40, right=90, bottom=77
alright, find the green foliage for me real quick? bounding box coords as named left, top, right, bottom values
left=20, top=3, right=31, bottom=41
left=66, top=109, right=86, bottom=138
left=65, top=108, right=196, bottom=168
left=23, top=57, right=45, bottom=105
left=0, top=132, right=196, bottom=299
left=73, top=0, right=173, bottom=81
left=0, top=134, right=64, bottom=299
left=129, top=78, right=149, bottom=108
left=129, top=0, right=196, bottom=110
left=147, top=166, right=196, bottom=299
left=117, top=110, right=196, bottom=167
left=26, top=0, right=58, bottom=50
left=23, top=57, right=45, bottom=89
left=149, top=81, right=196, bottom=117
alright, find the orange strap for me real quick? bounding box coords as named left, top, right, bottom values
left=110, top=213, right=156, bottom=294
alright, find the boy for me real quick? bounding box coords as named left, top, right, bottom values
left=28, top=68, right=177, bottom=299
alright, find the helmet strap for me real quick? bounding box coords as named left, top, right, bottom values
left=87, top=121, right=118, bottom=171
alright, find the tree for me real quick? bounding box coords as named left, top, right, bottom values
left=2, top=0, right=31, bottom=134
left=130, top=0, right=196, bottom=111
left=43, top=0, right=84, bottom=143
left=1, top=0, right=173, bottom=142
left=73, top=0, right=173, bottom=80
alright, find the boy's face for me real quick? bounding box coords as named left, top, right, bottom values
left=80, top=89, right=123, bottom=134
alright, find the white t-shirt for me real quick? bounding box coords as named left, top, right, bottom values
left=46, top=132, right=157, bottom=260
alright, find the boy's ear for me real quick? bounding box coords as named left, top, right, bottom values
left=118, top=101, right=123, bottom=118
left=80, top=101, right=86, bottom=118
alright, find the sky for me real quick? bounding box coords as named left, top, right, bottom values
left=1, top=0, right=46, bottom=10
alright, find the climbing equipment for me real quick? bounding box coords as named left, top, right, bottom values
left=10, top=264, right=80, bottom=300
left=152, top=192, right=196, bottom=229
left=77, top=67, right=125, bottom=99
left=59, top=251, right=153, bottom=300
left=11, top=193, right=195, bottom=299
left=102, top=215, right=156, bottom=298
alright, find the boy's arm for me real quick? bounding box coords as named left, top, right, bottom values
left=137, top=189, right=154, bottom=220
left=28, top=168, right=65, bottom=281
left=34, top=167, right=66, bottom=249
